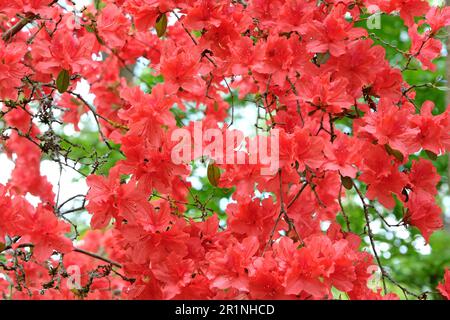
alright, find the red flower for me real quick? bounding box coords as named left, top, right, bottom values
left=424, top=6, right=450, bottom=32
left=408, top=24, right=442, bottom=71
left=305, top=6, right=367, bottom=57
left=437, top=269, right=450, bottom=300
left=411, top=101, right=450, bottom=154
left=58, top=93, right=88, bottom=131
left=33, top=30, right=95, bottom=77
left=359, top=99, right=420, bottom=156
left=408, top=159, right=440, bottom=196
left=323, top=132, right=362, bottom=178
left=326, top=40, right=385, bottom=97
left=97, top=4, right=131, bottom=49
left=298, top=72, right=354, bottom=114
left=159, top=45, right=204, bottom=95
left=0, top=42, right=28, bottom=100
left=227, top=197, right=279, bottom=242
left=291, top=127, right=325, bottom=171
left=248, top=256, right=291, bottom=299
left=359, top=144, right=408, bottom=209
left=405, top=191, right=443, bottom=242
left=19, top=205, right=73, bottom=261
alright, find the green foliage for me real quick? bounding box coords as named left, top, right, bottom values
left=56, top=69, right=70, bottom=93
left=155, top=13, right=168, bottom=38
left=58, top=130, right=124, bottom=177
left=185, top=162, right=234, bottom=221
left=137, top=68, right=164, bottom=93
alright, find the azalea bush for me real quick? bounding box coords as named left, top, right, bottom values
left=0, top=0, right=449, bottom=300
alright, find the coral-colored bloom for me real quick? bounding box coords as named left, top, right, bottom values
left=405, top=191, right=443, bottom=242
left=97, top=4, right=131, bottom=49
left=438, top=269, right=450, bottom=300
left=0, top=42, right=28, bottom=100
left=408, top=24, right=442, bottom=71
left=359, top=144, right=408, bottom=209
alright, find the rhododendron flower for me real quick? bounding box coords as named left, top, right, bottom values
left=408, top=24, right=442, bottom=71
left=394, top=0, right=430, bottom=27
left=371, top=66, right=403, bottom=102
left=411, top=101, right=450, bottom=154
left=33, top=30, right=95, bottom=77
left=0, top=0, right=448, bottom=302
left=227, top=197, right=278, bottom=242
left=405, top=191, right=443, bottom=242
left=291, top=127, right=325, bottom=171
left=323, top=133, right=362, bottom=178
left=97, top=4, right=131, bottom=49
left=1, top=0, right=54, bottom=16
left=253, top=36, right=301, bottom=87
left=359, top=144, right=408, bottom=209
left=359, top=100, right=421, bottom=156
left=305, top=7, right=367, bottom=57
left=248, top=256, right=291, bottom=300
left=0, top=42, right=29, bottom=100
left=159, top=44, right=205, bottom=94
left=12, top=204, right=73, bottom=261
left=424, top=6, right=450, bottom=32
left=298, top=73, right=354, bottom=114
left=58, top=93, right=88, bottom=131
left=408, top=159, right=440, bottom=196
left=326, top=40, right=385, bottom=97
left=86, top=169, right=154, bottom=229
left=206, top=236, right=259, bottom=292
left=438, top=269, right=450, bottom=300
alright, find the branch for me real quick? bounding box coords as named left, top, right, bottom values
left=352, top=180, right=425, bottom=299
left=352, top=180, right=388, bottom=293
left=1, top=0, right=58, bottom=42
left=1, top=241, right=122, bottom=269
left=73, top=248, right=122, bottom=268
left=263, top=170, right=304, bottom=255
left=2, top=14, right=37, bottom=42
left=338, top=183, right=351, bottom=232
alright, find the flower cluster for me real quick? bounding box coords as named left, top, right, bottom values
left=0, top=0, right=449, bottom=300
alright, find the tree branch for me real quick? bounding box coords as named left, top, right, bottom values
left=2, top=14, right=38, bottom=42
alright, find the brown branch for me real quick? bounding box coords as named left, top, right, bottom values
left=73, top=248, right=122, bottom=269
left=263, top=170, right=304, bottom=255
left=1, top=0, right=58, bottom=42
left=338, top=183, right=351, bottom=232
left=352, top=180, right=388, bottom=293
left=2, top=14, right=37, bottom=42
left=287, top=182, right=308, bottom=209
left=172, top=11, right=198, bottom=46
left=352, top=180, right=426, bottom=299
left=1, top=241, right=122, bottom=269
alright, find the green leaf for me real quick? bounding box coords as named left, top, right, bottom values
left=85, top=25, right=95, bottom=33
left=56, top=69, right=70, bottom=93
left=207, top=162, right=221, bottom=187
left=155, top=13, right=168, bottom=38
left=384, top=144, right=404, bottom=162
left=94, top=0, right=106, bottom=10
left=341, top=176, right=353, bottom=190
left=315, top=51, right=330, bottom=65
left=425, top=150, right=438, bottom=161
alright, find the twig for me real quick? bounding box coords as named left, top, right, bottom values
left=263, top=170, right=303, bottom=255
left=72, top=248, right=122, bottom=268
left=338, top=183, right=351, bottom=232
left=2, top=14, right=38, bottom=42
left=352, top=180, right=387, bottom=293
